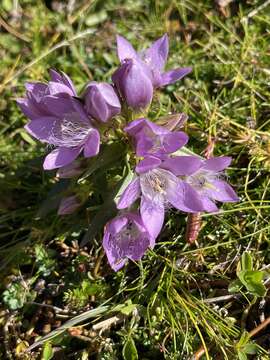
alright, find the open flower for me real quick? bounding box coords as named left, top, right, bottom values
left=17, top=69, right=76, bottom=120
left=103, top=212, right=154, bottom=271
left=17, top=70, right=100, bottom=170
left=117, top=155, right=204, bottom=239
left=115, top=34, right=192, bottom=88
left=162, top=155, right=239, bottom=212
left=112, top=58, right=153, bottom=111
left=125, top=118, right=188, bottom=158
left=83, top=82, right=121, bottom=123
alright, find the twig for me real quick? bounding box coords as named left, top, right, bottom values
left=203, top=294, right=238, bottom=304
left=26, top=301, right=70, bottom=314
left=0, top=15, right=30, bottom=42
left=249, top=315, right=270, bottom=338
left=241, top=0, right=270, bottom=22
left=191, top=345, right=207, bottom=360
left=0, top=29, right=95, bottom=91
left=92, top=315, right=123, bottom=332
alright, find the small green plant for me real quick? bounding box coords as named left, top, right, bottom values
left=63, top=279, right=104, bottom=308
left=229, top=252, right=267, bottom=297
left=3, top=280, right=37, bottom=310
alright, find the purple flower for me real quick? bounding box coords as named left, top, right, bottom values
left=162, top=155, right=239, bottom=212
left=125, top=118, right=188, bottom=158
left=17, top=69, right=76, bottom=120
left=58, top=195, right=80, bottom=215
left=103, top=212, right=154, bottom=271
left=83, top=82, right=121, bottom=123
left=115, top=34, right=192, bottom=88
left=17, top=70, right=100, bottom=170
left=117, top=155, right=204, bottom=239
left=112, top=58, right=153, bottom=111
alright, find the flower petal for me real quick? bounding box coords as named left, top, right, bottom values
left=143, top=34, right=169, bottom=71
left=42, top=96, right=75, bottom=116
left=102, top=228, right=127, bottom=271
left=162, top=131, right=189, bottom=153
left=136, top=156, right=161, bottom=174
left=140, top=196, right=164, bottom=239
left=203, top=156, right=232, bottom=172
left=83, top=129, right=100, bottom=158
left=48, top=82, right=74, bottom=96
left=17, top=98, right=41, bottom=120
left=43, top=147, right=81, bottom=170
left=106, top=216, right=128, bottom=236
left=167, top=180, right=204, bottom=213
left=201, top=196, right=219, bottom=212
left=207, top=180, right=239, bottom=202
left=116, top=35, right=138, bottom=62
left=117, top=177, right=140, bottom=209
left=124, top=118, right=147, bottom=136
left=24, top=117, right=57, bottom=141
left=159, top=67, right=192, bottom=87
left=161, top=156, right=203, bottom=176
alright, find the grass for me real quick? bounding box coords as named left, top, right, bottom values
left=1, top=0, right=270, bottom=359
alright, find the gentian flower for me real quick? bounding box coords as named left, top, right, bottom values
left=83, top=82, right=121, bottom=123
left=162, top=155, right=239, bottom=212
left=103, top=212, right=154, bottom=271
left=17, top=69, right=76, bottom=120
left=58, top=195, right=80, bottom=215
left=117, top=155, right=204, bottom=239
left=125, top=118, right=188, bottom=158
left=115, top=34, right=192, bottom=88
left=17, top=70, right=100, bottom=170
left=112, top=58, right=153, bottom=111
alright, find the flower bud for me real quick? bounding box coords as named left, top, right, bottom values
left=83, top=82, right=121, bottom=123
left=58, top=195, right=80, bottom=215
left=112, top=59, right=153, bottom=111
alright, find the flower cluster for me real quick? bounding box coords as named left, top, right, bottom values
left=18, top=34, right=238, bottom=271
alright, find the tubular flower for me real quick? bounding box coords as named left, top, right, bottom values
left=17, top=70, right=100, bottom=170
left=117, top=155, right=204, bottom=239
left=112, top=58, right=153, bottom=111
left=125, top=118, right=188, bottom=158
left=162, top=155, right=239, bottom=212
left=83, top=82, right=121, bottom=123
left=115, top=34, right=192, bottom=88
left=103, top=212, right=154, bottom=271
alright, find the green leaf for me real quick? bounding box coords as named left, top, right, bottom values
left=240, top=252, right=253, bottom=272
left=237, top=351, right=247, bottom=360
left=78, top=142, right=126, bottom=183
left=85, top=10, right=107, bottom=27
left=41, top=342, right=53, bottom=360
left=120, top=304, right=137, bottom=316
left=27, top=305, right=110, bottom=351
left=174, top=146, right=203, bottom=158
left=122, top=338, right=138, bottom=360
left=238, top=270, right=266, bottom=297
left=36, top=179, right=70, bottom=219
left=228, top=279, right=242, bottom=293
left=243, top=343, right=259, bottom=355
